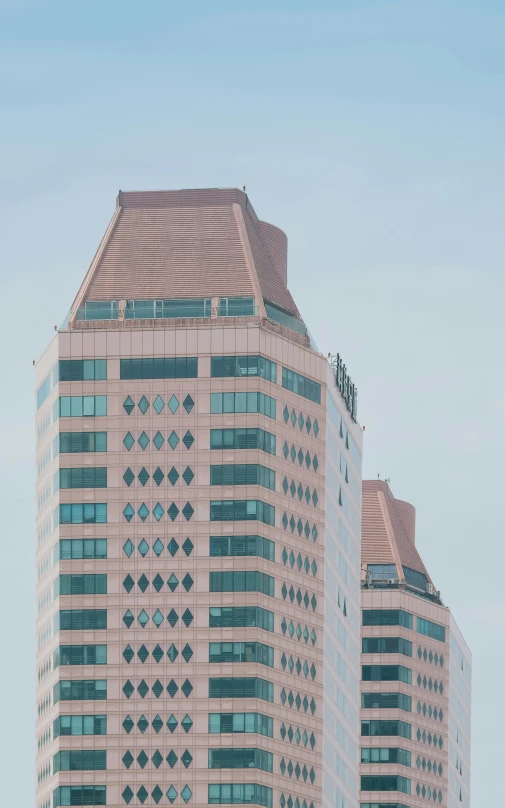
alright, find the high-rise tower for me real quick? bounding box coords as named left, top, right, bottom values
left=35, top=189, right=363, bottom=808
left=360, top=481, right=471, bottom=808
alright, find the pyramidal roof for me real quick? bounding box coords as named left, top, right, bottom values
left=362, top=480, right=433, bottom=585
left=70, top=188, right=301, bottom=321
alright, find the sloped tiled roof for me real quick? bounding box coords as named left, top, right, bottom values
left=362, top=480, right=433, bottom=584
left=70, top=188, right=301, bottom=318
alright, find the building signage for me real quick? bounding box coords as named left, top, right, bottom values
left=331, top=353, right=358, bottom=421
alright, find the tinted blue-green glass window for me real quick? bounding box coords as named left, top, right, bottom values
left=210, top=535, right=274, bottom=561
left=361, top=775, right=411, bottom=795
left=403, top=565, right=429, bottom=590
left=361, top=693, right=412, bottom=711
left=210, top=428, right=276, bottom=455
left=361, top=720, right=411, bottom=739
left=209, top=607, right=274, bottom=632
left=57, top=503, right=107, bottom=525
left=210, top=571, right=274, bottom=597
left=37, top=368, right=56, bottom=409
left=53, top=750, right=106, bottom=772
left=210, top=500, right=275, bottom=525
left=218, top=297, right=255, bottom=316
left=210, top=392, right=276, bottom=419
left=58, top=396, right=107, bottom=417
left=362, top=609, right=413, bottom=629
left=209, top=748, right=272, bottom=772
left=360, top=747, right=411, bottom=766
left=58, top=610, right=107, bottom=630
left=362, top=637, right=413, bottom=657
left=120, top=357, right=198, bottom=380
left=58, top=432, right=107, bottom=453
left=209, top=642, right=273, bottom=666
left=53, top=786, right=106, bottom=807
left=416, top=617, right=446, bottom=643
left=265, top=301, right=307, bottom=336
left=76, top=301, right=118, bottom=321
left=124, top=297, right=211, bottom=319
left=208, top=784, right=272, bottom=807
left=362, top=665, right=412, bottom=684
left=53, top=715, right=106, bottom=737
left=53, top=680, right=106, bottom=702
left=282, top=367, right=321, bottom=404
left=57, top=574, right=107, bottom=595
left=211, top=356, right=276, bottom=383
left=210, top=464, right=275, bottom=490
left=57, top=539, right=107, bottom=560
left=58, top=360, right=107, bottom=381
left=209, top=713, right=273, bottom=736
left=209, top=678, right=273, bottom=702
left=57, top=468, right=107, bottom=489
left=54, top=645, right=107, bottom=666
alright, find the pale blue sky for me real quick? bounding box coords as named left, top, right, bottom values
left=1, top=0, right=503, bottom=802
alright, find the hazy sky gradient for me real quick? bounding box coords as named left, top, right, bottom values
left=1, top=1, right=503, bottom=802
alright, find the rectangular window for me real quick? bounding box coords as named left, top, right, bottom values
left=209, top=712, right=273, bottom=737
left=54, top=680, right=107, bottom=702
left=362, top=665, right=412, bottom=684
left=76, top=301, right=118, bottom=321
left=208, top=784, right=272, bottom=807
left=210, top=428, right=276, bottom=455
left=361, top=775, right=411, bottom=795
left=56, top=503, right=107, bottom=525
left=53, top=750, right=106, bottom=772
left=362, top=637, right=413, bottom=657
left=210, top=500, right=275, bottom=525
left=58, top=360, right=107, bottom=382
left=210, top=464, right=275, bottom=491
left=57, top=467, right=107, bottom=489
left=53, top=715, right=106, bottom=737
left=211, top=356, right=277, bottom=383
left=210, top=571, right=274, bottom=597
left=209, top=748, right=273, bottom=773
left=218, top=296, right=255, bottom=317
left=360, top=747, right=411, bottom=767
left=120, top=357, right=198, bottom=380
left=265, top=301, right=307, bottom=336
left=210, top=535, right=275, bottom=561
left=361, top=693, right=412, bottom=712
left=361, top=720, right=412, bottom=740
left=209, top=642, right=274, bottom=667
left=282, top=367, right=321, bottom=404
left=58, top=396, right=107, bottom=417
left=210, top=392, right=276, bottom=419
left=57, top=610, right=107, bottom=631
left=209, top=607, right=274, bottom=632
left=209, top=678, right=273, bottom=702
left=54, top=645, right=107, bottom=666
left=58, top=432, right=107, bottom=453
left=57, top=575, right=107, bottom=596
left=53, top=786, right=106, bottom=807
left=416, top=616, right=446, bottom=643
left=37, top=366, right=57, bottom=410
left=57, top=539, right=107, bottom=561
left=124, top=298, right=211, bottom=319
left=362, top=609, right=413, bottom=629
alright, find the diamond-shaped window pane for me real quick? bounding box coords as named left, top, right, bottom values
left=168, top=503, right=179, bottom=521
left=167, top=679, right=178, bottom=698
left=182, top=502, right=194, bottom=520
left=181, top=679, right=193, bottom=697
left=123, top=539, right=134, bottom=557
left=137, top=715, right=148, bottom=733
left=168, top=538, right=179, bottom=556
left=123, top=432, right=135, bottom=450
left=138, top=538, right=149, bottom=556
left=123, top=504, right=134, bottom=522
left=123, top=645, right=134, bottom=664
left=122, top=680, right=134, bottom=699
left=153, top=644, right=164, bottom=662
left=153, top=538, right=164, bottom=556
left=167, top=750, right=178, bottom=768
left=168, top=430, right=179, bottom=450
left=168, top=467, right=179, bottom=485
left=137, top=785, right=148, bottom=804
left=152, top=785, right=163, bottom=804
left=137, top=644, right=149, bottom=663
left=167, top=643, right=178, bottom=662
left=181, top=714, right=193, bottom=732
left=181, top=785, right=192, bottom=803
left=153, top=574, right=164, bottom=592
left=182, top=537, right=194, bottom=556
left=123, top=609, right=134, bottom=628
left=167, top=787, right=178, bottom=804
left=123, top=574, right=134, bottom=592
left=138, top=467, right=149, bottom=486
left=183, top=430, right=194, bottom=449
left=182, top=643, right=193, bottom=662
left=153, top=467, right=164, bottom=486
left=122, top=715, right=134, bottom=733
left=153, top=395, right=164, bottom=414
left=182, top=466, right=194, bottom=485
left=138, top=573, right=149, bottom=592
left=183, top=394, right=194, bottom=413
left=122, top=786, right=133, bottom=804
left=153, top=609, right=164, bottom=627
left=168, top=574, right=179, bottom=592
left=152, top=714, right=163, bottom=733
left=123, top=396, right=134, bottom=415
left=168, top=394, right=180, bottom=413
left=138, top=609, right=149, bottom=627
left=138, top=432, right=149, bottom=450
left=167, top=609, right=178, bottom=627
left=182, top=573, right=193, bottom=591
left=138, top=503, right=149, bottom=521
left=138, top=395, right=149, bottom=414
left=182, top=609, right=193, bottom=627
left=152, top=680, right=163, bottom=699
left=167, top=715, right=178, bottom=733
left=153, top=431, right=164, bottom=450
left=153, top=502, right=164, bottom=521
